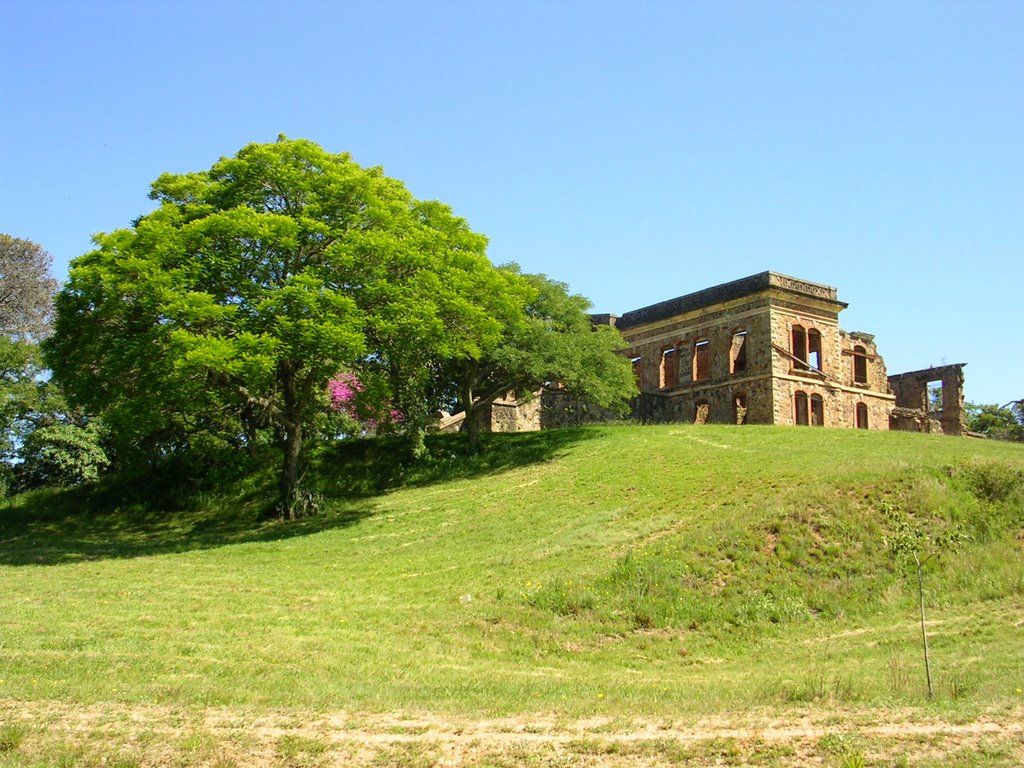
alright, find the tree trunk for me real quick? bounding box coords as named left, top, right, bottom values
left=464, top=410, right=482, bottom=450
left=280, top=420, right=303, bottom=519
left=457, top=374, right=483, bottom=450
left=278, top=363, right=303, bottom=519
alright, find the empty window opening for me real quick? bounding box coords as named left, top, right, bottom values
left=733, top=393, right=748, bottom=425
left=794, top=391, right=809, bottom=425
left=660, top=347, right=678, bottom=389
left=631, top=356, right=643, bottom=389
left=807, top=329, right=822, bottom=371
left=694, top=400, right=709, bottom=425
left=927, top=381, right=943, bottom=414
left=730, top=331, right=748, bottom=374
left=791, top=325, right=807, bottom=368
left=853, top=345, right=868, bottom=384
left=692, top=339, right=710, bottom=381
left=856, top=402, right=869, bottom=429
left=810, top=394, right=824, bottom=426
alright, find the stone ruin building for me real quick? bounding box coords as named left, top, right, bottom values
left=449, top=271, right=967, bottom=436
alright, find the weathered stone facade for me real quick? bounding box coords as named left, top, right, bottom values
left=612, top=271, right=896, bottom=429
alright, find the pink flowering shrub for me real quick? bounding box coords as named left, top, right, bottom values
left=327, top=372, right=403, bottom=433
left=328, top=372, right=364, bottom=417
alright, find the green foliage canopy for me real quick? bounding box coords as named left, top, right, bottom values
left=45, top=138, right=503, bottom=515
left=965, top=401, right=1024, bottom=442
left=18, top=422, right=109, bottom=488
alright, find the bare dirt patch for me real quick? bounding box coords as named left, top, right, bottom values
left=3, top=699, right=1023, bottom=766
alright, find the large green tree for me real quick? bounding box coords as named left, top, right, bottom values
left=45, top=138, right=499, bottom=515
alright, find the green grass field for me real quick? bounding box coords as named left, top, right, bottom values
left=1, top=424, right=1022, bottom=766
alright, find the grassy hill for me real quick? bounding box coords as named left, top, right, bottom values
left=1, top=424, right=1022, bottom=766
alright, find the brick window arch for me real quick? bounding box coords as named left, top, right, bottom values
left=660, top=347, right=678, bottom=389
left=810, top=394, right=824, bottom=426
left=794, top=391, right=809, bottom=425
left=730, top=330, right=748, bottom=374
left=807, top=329, right=822, bottom=371
left=791, top=325, right=807, bottom=367
left=853, top=345, right=868, bottom=384
left=692, top=339, right=710, bottom=381
left=856, top=402, right=869, bottom=429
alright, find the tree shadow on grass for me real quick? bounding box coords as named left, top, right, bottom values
left=312, top=427, right=598, bottom=498
left=0, top=426, right=598, bottom=566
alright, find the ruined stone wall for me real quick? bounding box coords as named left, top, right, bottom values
left=488, top=396, right=541, bottom=433
left=841, top=391, right=894, bottom=430
left=839, top=331, right=888, bottom=392
left=768, top=304, right=842, bottom=379
left=540, top=391, right=622, bottom=428
left=621, top=296, right=779, bottom=425
left=466, top=394, right=542, bottom=434
left=889, top=364, right=966, bottom=436
left=634, top=376, right=776, bottom=425
left=764, top=305, right=895, bottom=429
left=771, top=377, right=893, bottom=429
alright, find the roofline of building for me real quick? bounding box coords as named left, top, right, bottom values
left=614, top=270, right=847, bottom=331
left=888, top=363, right=967, bottom=380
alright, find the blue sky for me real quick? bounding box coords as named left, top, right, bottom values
left=2, top=1, right=1021, bottom=406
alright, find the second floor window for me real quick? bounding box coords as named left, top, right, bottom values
left=660, top=347, right=678, bottom=388
left=853, top=345, right=868, bottom=384
left=692, top=339, right=710, bottom=381
left=731, top=331, right=748, bottom=374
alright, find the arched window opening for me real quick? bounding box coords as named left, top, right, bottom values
left=694, top=400, right=709, bottom=425
left=794, top=391, right=809, bottom=425
left=807, top=329, right=822, bottom=371
left=692, top=339, right=710, bottom=381
left=856, top=402, right=869, bottom=429
left=730, top=330, right=748, bottom=374
left=791, top=325, right=808, bottom=368
left=631, top=356, right=643, bottom=389
left=810, top=394, right=824, bottom=426
left=660, top=347, right=678, bottom=389
left=853, top=345, right=868, bottom=384
left=733, top=392, right=748, bottom=425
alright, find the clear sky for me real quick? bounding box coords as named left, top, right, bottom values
left=2, top=1, right=1021, bottom=406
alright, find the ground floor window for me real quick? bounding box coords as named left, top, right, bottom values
left=795, top=391, right=809, bottom=425
left=810, top=394, right=824, bottom=426
left=856, top=402, right=869, bottom=429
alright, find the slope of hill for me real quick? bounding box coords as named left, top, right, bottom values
left=1, top=424, right=1022, bottom=766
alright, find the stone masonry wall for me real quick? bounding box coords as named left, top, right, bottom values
left=889, top=364, right=966, bottom=436
left=540, top=390, right=621, bottom=429
left=765, top=306, right=895, bottom=428
left=621, top=296, right=779, bottom=425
